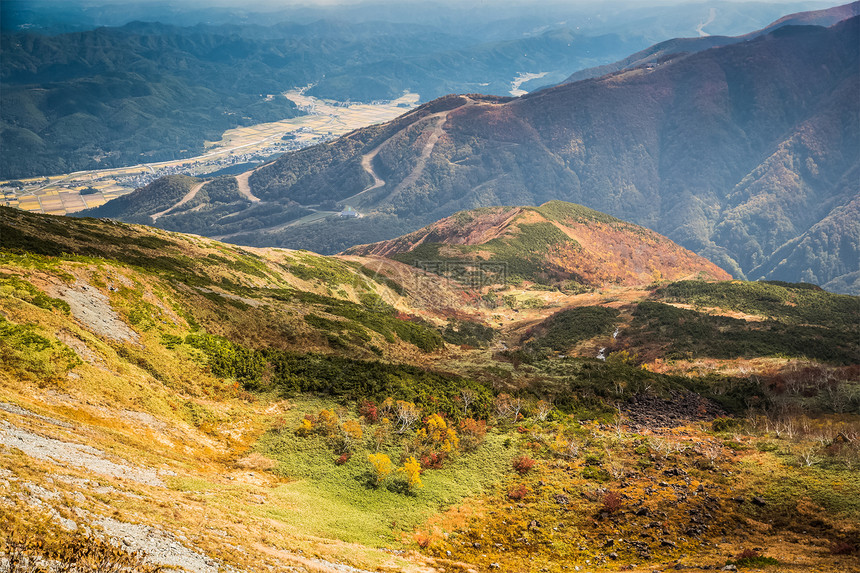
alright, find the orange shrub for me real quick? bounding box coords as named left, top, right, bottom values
left=512, top=455, right=535, bottom=475
left=508, top=484, right=529, bottom=500
left=458, top=418, right=487, bottom=451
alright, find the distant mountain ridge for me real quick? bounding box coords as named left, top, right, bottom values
left=561, top=1, right=860, bottom=84
left=0, top=16, right=639, bottom=179
left=236, top=15, right=859, bottom=294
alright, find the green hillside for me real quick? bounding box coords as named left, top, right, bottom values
left=1, top=207, right=858, bottom=572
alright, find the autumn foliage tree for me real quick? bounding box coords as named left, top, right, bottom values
left=458, top=418, right=487, bottom=451
left=358, top=400, right=379, bottom=423
left=400, top=456, right=423, bottom=491
left=495, top=394, right=524, bottom=422
left=340, top=419, right=363, bottom=453
left=368, top=453, right=392, bottom=486
left=395, top=400, right=421, bottom=433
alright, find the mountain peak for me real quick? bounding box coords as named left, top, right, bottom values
left=344, top=201, right=730, bottom=287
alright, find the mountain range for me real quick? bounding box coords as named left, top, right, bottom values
left=562, top=0, right=860, bottom=83
left=191, top=10, right=855, bottom=294
left=3, top=3, right=860, bottom=572
left=0, top=16, right=647, bottom=179
left=1, top=1, right=833, bottom=179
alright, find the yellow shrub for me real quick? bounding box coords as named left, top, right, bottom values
left=342, top=419, right=363, bottom=440
left=317, top=409, right=339, bottom=436
left=296, top=418, right=314, bottom=436
left=400, top=456, right=423, bottom=490
left=368, top=452, right=392, bottom=486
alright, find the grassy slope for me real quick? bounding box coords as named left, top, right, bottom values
left=351, top=201, right=731, bottom=287
left=1, top=208, right=858, bottom=571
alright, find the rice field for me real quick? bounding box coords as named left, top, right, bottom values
left=1, top=91, right=419, bottom=216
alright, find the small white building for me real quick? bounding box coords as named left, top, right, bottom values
left=339, top=206, right=360, bottom=218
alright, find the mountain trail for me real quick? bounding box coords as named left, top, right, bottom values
left=391, top=115, right=447, bottom=195
left=151, top=181, right=206, bottom=222
left=0, top=420, right=164, bottom=487
left=696, top=7, right=716, bottom=37
left=347, top=97, right=477, bottom=204
left=235, top=169, right=262, bottom=203
left=356, top=140, right=389, bottom=197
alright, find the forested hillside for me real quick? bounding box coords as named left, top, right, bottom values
left=240, top=16, right=860, bottom=293
left=2, top=2, right=829, bottom=179
left=0, top=20, right=633, bottom=179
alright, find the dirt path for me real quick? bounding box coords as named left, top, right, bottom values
left=235, top=170, right=262, bottom=203
left=151, top=181, right=206, bottom=222
left=392, top=115, right=446, bottom=194
left=696, top=7, right=716, bottom=37
left=344, top=97, right=476, bottom=205
left=354, top=139, right=390, bottom=199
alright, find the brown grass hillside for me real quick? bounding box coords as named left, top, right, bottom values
left=344, top=201, right=730, bottom=287
left=1, top=207, right=858, bottom=572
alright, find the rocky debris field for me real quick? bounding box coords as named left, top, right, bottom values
left=623, top=391, right=728, bottom=429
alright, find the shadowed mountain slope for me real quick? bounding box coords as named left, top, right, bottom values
left=562, top=1, right=860, bottom=84
left=242, top=16, right=858, bottom=293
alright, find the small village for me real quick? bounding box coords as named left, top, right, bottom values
left=1, top=91, right=418, bottom=216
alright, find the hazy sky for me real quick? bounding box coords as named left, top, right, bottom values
left=2, top=0, right=838, bottom=33
left=8, top=0, right=833, bottom=6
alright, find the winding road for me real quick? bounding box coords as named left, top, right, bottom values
left=342, top=96, right=479, bottom=206
left=150, top=181, right=206, bottom=222
left=696, top=7, right=716, bottom=37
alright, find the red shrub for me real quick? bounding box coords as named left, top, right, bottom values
left=358, top=400, right=379, bottom=423
left=512, top=455, right=535, bottom=475
left=508, top=484, right=529, bottom=501
left=420, top=451, right=447, bottom=469
left=831, top=542, right=857, bottom=555
left=335, top=452, right=352, bottom=465
left=735, top=549, right=759, bottom=560
left=602, top=490, right=622, bottom=513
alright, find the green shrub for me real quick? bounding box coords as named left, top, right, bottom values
left=0, top=315, right=79, bottom=379
left=582, top=466, right=611, bottom=482
left=524, top=306, right=619, bottom=354
left=0, top=274, right=70, bottom=314
left=656, top=280, right=858, bottom=330
left=626, top=301, right=858, bottom=365
left=184, top=332, right=265, bottom=382
left=442, top=319, right=496, bottom=347
left=160, top=333, right=184, bottom=349
left=712, top=417, right=744, bottom=433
